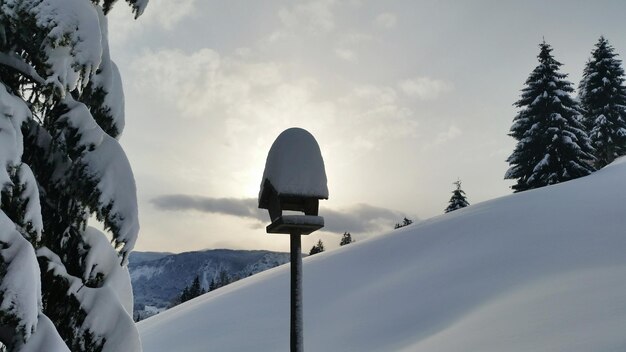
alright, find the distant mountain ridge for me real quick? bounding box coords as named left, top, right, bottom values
left=129, top=249, right=290, bottom=319
left=129, top=251, right=173, bottom=265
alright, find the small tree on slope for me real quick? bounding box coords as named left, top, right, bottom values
left=445, top=180, right=470, bottom=213
left=178, top=276, right=204, bottom=305
left=579, top=36, right=626, bottom=168
left=505, top=41, right=595, bottom=192
left=309, top=240, right=325, bottom=255
left=394, top=217, right=413, bottom=229
left=0, top=1, right=147, bottom=351
left=339, top=232, right=354, bottom=246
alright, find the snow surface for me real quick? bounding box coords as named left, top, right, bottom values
left=259, top=128, right=328, bottom=200
left=280, top=215, right=324, bottom=226
left=140, top=158, right=626, bottom=352
left=21, top=315, right=69, bottom=352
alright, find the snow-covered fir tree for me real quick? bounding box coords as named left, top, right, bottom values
left=444, top=180, right=469, bottom=213
left=0, top=1, right=147, bottom=351
left=505, top=41, right=595, bottom=192
left=579, top=36, right=626, bottom=168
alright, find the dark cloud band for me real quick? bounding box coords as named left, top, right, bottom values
left=151, top=195, right=414, bottom=235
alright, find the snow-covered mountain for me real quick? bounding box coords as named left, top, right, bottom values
left=129, top=249, right=290, bottom=318
left=138, top=159, right=626, bottom=351
left=129, top=251, right=174, bottom=266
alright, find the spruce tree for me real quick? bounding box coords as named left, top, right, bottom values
left=339, top=232, right=354, bottom=246
left=0, top=1, right=147, bottom=351
left=394, top=217, right=413, bottom=229
left=189, top=276, right=203, bottom=297
left=579, top=36, right=626, bottom=168
left=444, top=180, right=469, bottom=213
left=309, top=240, right=325, bottom=255
left=217, top=269, right=231, bottom=288
left=177, top=276, right=204, bottom=305
left=505, top=41, right=594, bottom=192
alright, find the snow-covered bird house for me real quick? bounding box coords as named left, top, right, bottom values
left=259, top=128, right=328, bottom=235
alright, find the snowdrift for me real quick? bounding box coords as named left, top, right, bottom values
left=139, top=159, right=626, bottom=352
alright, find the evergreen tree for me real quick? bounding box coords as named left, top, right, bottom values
left=0, top=1, right=147, bottom=351
left=339, top=232, right=354, bottom=246
left=394, top=217, right=413, bottom=229
left=309, top=240, right=325, bottom=255
left=217, top=269, right=231, bottom=288
left=207, top=270, right=232, bottom=292
left=189, top=275, right=203, bottom=297
left=579, top=36, right=626, bottom=168
left=445, top=180, right=470, bottom=213
left=179, top=286, right=191, bottom=303
left=505, top=41, right=594, bottom=192
left=176, top=275, right=204, bottom=305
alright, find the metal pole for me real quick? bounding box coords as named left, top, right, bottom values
left=290, top=232, right=303, bottom=352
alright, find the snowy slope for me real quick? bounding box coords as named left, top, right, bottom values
left=138, top=159, right=626, bottom=352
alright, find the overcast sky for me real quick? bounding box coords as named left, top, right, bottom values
left=106, top=0, right=626, bottom=254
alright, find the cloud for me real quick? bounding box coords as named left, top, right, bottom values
left=151, top=195, right=262, bottom=218
left=399, top=77, right=454, bottom=100
left=435, top=125, right=463, bottom=144
left=128, top=48, right=419, bottom=154
left=332, top=32, right=373, bottom=64
left=108, top=0, right=197, bottom=45
left=420, top=124, right=463, bottom=150
left=335, top=47, right=357, bottom=62
left=129, top=48, right=285, bottom=119
left=143, top=0, right=198, bottom=30
left=322, top=204, right=409, bottom=233
left=338, top=32, right=373, bottom=45
left=151, top=195, right=411, bottom=234
left=278, top=0, right=337, bottom=35
left=374, top=12, right=397, bottom=29
left=339, top=84, right=418, bottom=145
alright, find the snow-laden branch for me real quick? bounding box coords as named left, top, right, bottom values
left=59, top=97, right=139, bottom=264
left=38, top=246, right=141, bottom=352
left=0, top=52, right=45, bottom=85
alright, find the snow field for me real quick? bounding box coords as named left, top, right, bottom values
left=139, top=158, right=626, bottom=351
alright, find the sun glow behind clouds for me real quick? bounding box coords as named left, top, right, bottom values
left=105, top=0, right=626, bottom=253
left=109, top=0, right=484, bottom=252
left=126, top=44, right=422, bottom=198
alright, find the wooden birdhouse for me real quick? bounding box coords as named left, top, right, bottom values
left=258, top=128, right=328, bottom=235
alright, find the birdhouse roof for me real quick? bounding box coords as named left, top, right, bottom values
left=259, top=128, right=328, bottom=207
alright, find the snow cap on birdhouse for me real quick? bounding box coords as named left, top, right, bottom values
left=259, top=128, right=328, bottom=221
